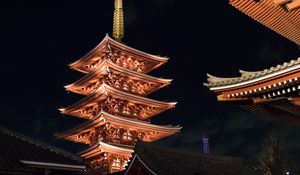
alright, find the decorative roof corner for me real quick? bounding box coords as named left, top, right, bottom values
left=203, top=82, right=209, bottom=87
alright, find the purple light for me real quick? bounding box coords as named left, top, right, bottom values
left=202, top=135, right=210, bottom=154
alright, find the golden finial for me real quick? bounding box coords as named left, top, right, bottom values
left=113, top=0, right=124, bottom=42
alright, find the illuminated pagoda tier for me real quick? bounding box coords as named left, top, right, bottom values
left=229, top=0, right=300, bottom=45
left=57, top=0, right=181, bottom=174
left=204, top=57, right=300, bottom=126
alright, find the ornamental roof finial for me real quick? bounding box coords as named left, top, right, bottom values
left=113, top=0, right=124, bottom=42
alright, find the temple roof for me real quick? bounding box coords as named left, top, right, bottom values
left=241, top=98, right=300, bottom=126
left=0, top=125, right=84, bottom=173
left=205, top=57, right=300, bottom=90
left=65, top=59, right=172, bottom=96
left=0, top=158, right=31, bottom=174
left=125, top=141, right=256, bottom=175
left=80, top=141, right=134, bottom=159
left=60, top=83, right=176, bottom=119
left=69, top=35, right=169, bottom=74
left=229, top=0, right=300, bottom=45
left=56, top=111, right=181, bottom=143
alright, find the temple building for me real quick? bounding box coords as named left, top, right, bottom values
left=56, top=0, right=181, bottom=174
left=229, top=0, right=300, bottom=45
left=204, top=0, right=300, bottom=126
left=205, top=58, right=300, bottom=125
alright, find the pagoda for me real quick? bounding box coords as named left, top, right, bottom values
left=204, top=0, right=300, bottom=126
left=56, top=0, right=181, bottom=174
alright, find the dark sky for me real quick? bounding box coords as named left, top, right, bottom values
left=1, top=0, right=300, bottom=165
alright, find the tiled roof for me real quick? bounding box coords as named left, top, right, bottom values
left=229, top=0, right=300, bottom=45
left=0, top=158, right=27, bottom=172
left=0, top=125, right=83, bottom=171
left=205, top=57, right=300, bottom=88
left=126, top=141, right=256, bottom=175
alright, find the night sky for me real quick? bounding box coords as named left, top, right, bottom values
left=1, top=0, right=300, bottom=165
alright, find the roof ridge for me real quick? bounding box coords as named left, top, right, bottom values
left=206, top=57, right=300, bottom=88
left=0, top=125, right=82, bottom=163
left=133, top=141, right=256, bottom=175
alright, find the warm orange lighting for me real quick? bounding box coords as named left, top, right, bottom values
left=273, top=0, right=291, bottom=5
left=65, top=59, right=172, bottom=96
left=69, top=35, right=168, bottom=74
left=229, top=0, right=300, bottom=45
left=58, top=35, right=181, bottom=174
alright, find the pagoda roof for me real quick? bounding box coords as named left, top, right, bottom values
left=80, top=141, right=134, bottom=159
left=229, top=0, right=300, bottom=45
left=56, top=111, right=181, bottom=144
left=0, top=125, right=84, bottom=173
left=205, top=57, right=300, bottom=91
left=69, top=35, right=169, bottom=74
left=124, top=141, right=256, bottom=175
left=65, top=59, right=172, bottom=96
left=60, top=83, right=176, bottom=119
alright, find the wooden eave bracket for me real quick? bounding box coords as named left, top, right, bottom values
left=286, top=0, right=300, bottom=11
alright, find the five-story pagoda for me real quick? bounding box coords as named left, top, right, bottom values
left=56, top=0, right=181, bottom=174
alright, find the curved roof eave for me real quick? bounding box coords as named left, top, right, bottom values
left=56, top=111, right=181, bottom=139
left=69, top=35, right=169, bottom=68
left=60, top=83, right=176, bottom=115
left=65, top=60, right=172, bottom=89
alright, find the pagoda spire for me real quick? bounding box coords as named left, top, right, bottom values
left=113, top=0, right=124, bottom=42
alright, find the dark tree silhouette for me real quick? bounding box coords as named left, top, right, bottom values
left=256, top=133, right=289, bottom=175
